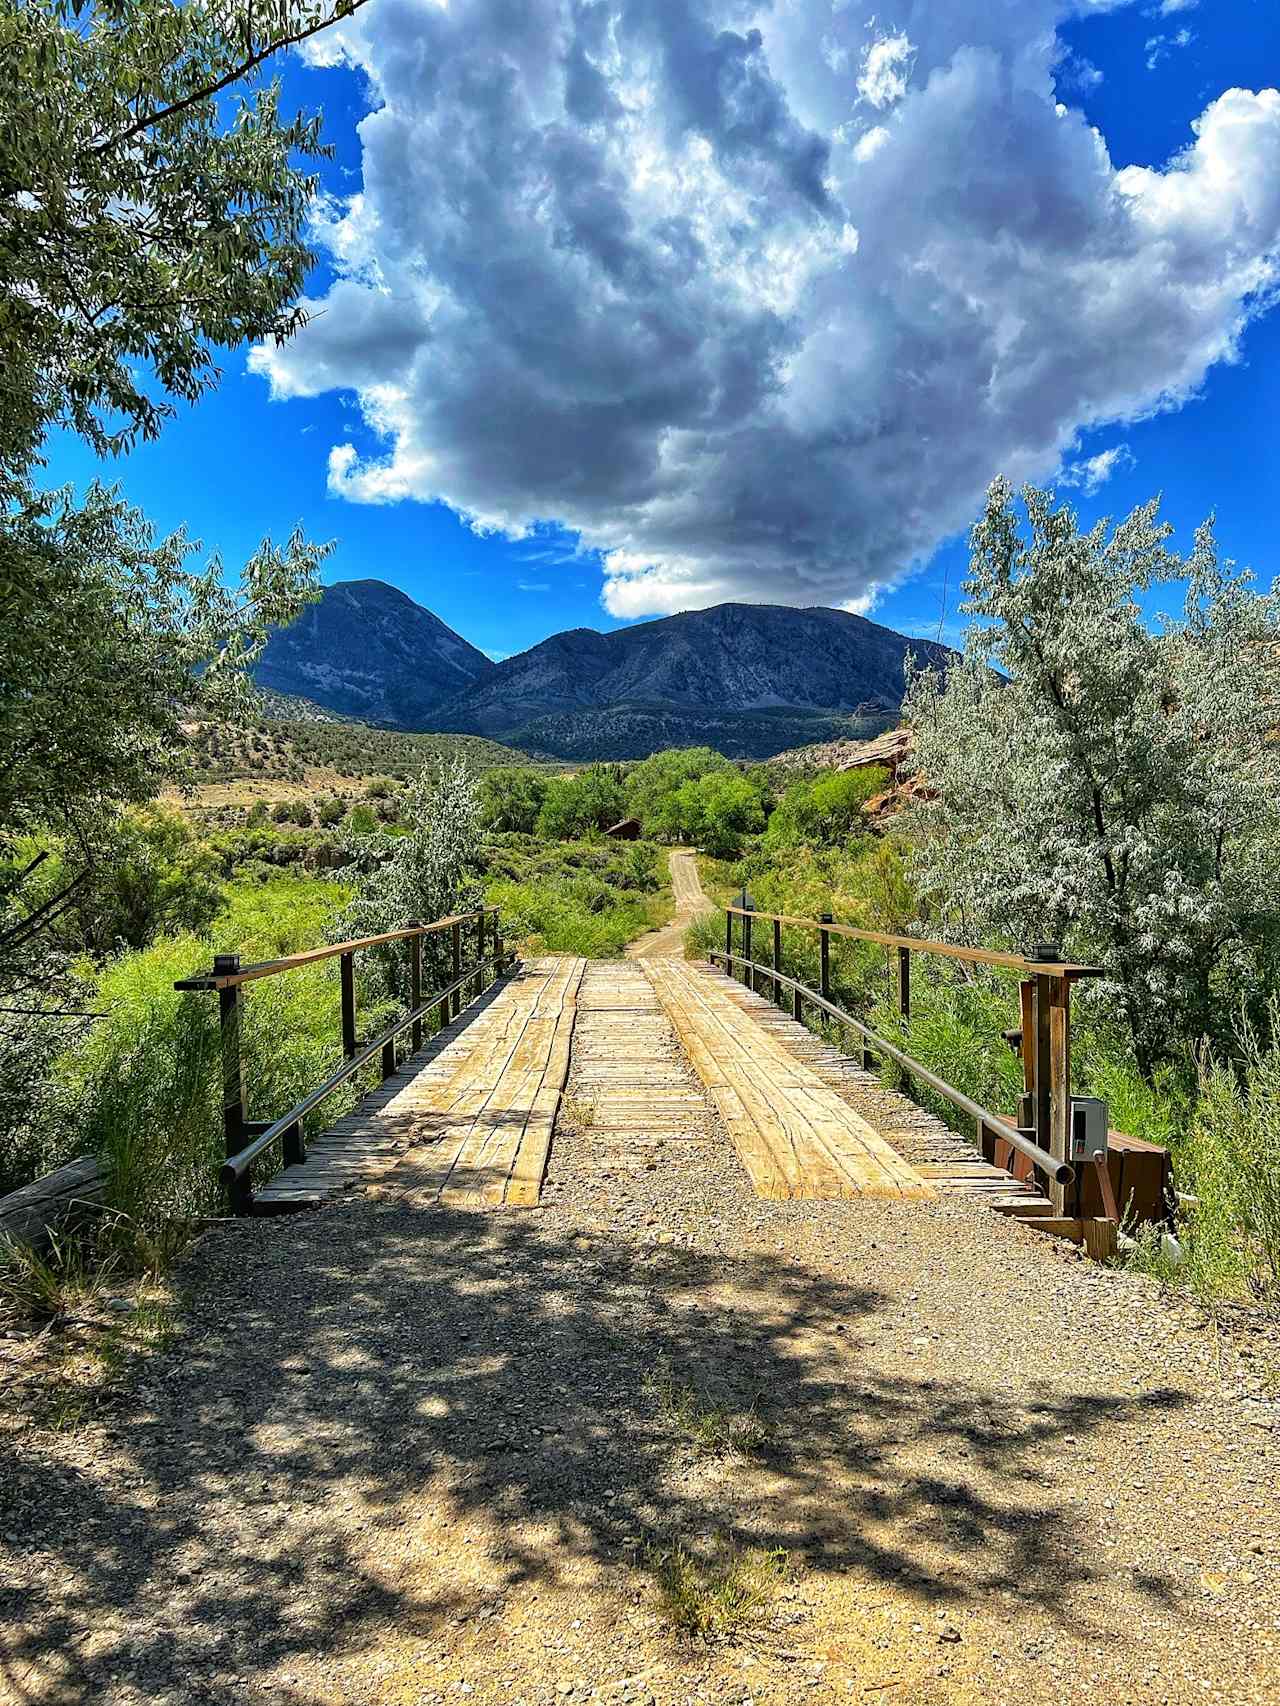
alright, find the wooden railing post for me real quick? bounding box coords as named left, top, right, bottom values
left=451, top=921, right=462, bottom=1017
left=494, top=917, right=504, bottom=977
left=773, top=917, right=782, bottom=1004
left=410, top=926, right=423, bottom=1053
left=724, top=906, right=733, bottom=963
left=819, top=914, right=832, bottom=1002
left=214, top=954, right=251, bottom=1215
left=897, top=945, right=911, bottom=1023
left=282, top=1120, right=304, bottom=1168
left=1026, top=944, right=1072, bottom=1216
left=475, top=909, right=486, bottom=998
left=741, top=895, right=754, bottom=991
left=340, top=950, right=357, bottom=1058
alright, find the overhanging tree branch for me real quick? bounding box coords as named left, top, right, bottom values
left=92, top=0, right=373, bottom=156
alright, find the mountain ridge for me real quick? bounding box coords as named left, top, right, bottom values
left=254, top=578, right=495, bottom=729
left=254, top=580, right=950, bottom=760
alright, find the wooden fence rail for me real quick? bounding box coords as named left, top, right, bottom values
left=175, top=908, right=512, bottom=1215
left=716, top=902, right=1105, bottom=1214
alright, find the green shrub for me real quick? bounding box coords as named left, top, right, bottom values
left=487, top=877, right=653, bottom=958
left=50, top=876, right=370, bottom=1238
left=1171, top=1008, right=1280, bottom=1308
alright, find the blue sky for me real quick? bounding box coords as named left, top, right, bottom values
left=45, top=0, right=1280, bottom=660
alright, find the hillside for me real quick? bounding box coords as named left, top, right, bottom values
left=440, top=604, right=949, bottom=759
left=184, top=712, right=539, bottom=794
left=254, top=579, right=494, bottom=728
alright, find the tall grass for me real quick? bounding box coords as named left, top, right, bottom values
left=488, top=877, right=659, bottom=957
left=54, top=876, right=381, bottom=1239
left=1171, top=1008, right=1280, bottom=1308
left=484, top=835, right=669, bottom=958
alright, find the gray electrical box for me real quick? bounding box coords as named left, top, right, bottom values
left=1070, top=1097, right=1109, bottom=1163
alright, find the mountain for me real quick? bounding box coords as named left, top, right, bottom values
left=253, top=579, right=494, bottom=729
left=438, top=603, right=952, bottom=759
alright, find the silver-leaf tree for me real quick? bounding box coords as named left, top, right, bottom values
left=333, top=758, right=485, bottom=995
left=901, top=478, right=1280, bottom=1075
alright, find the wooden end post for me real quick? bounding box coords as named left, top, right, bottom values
left=1017, top=979, right=1036, bottom=1128
left=451, top=920, right=462, bottom=1017
left=215, top=954, right=251, bottom=1215
left=773, top=918, right=783, bottom=1005
left=216, top=957, right=245, bottom=1157
left=282, top=1119, right=305, bottom=1168
left=897, top=945, right=911, bottom=1024
left=410, top=927, right=423, bottom=1053
left=819, top=914, right=832, bottom=1002
left=475, top=909, right=486, bottom=998
left=1028, top=944, right=1072, bottom=1217
left=340, top=950, right=357, bottom=1058
left=742, top=897, right=754, bottom=992
left=724, top=906, right=733, bottom=965
left=494, top=919, right=504, bottom=977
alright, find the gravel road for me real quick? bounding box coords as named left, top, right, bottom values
left=2, top=966, right=1278, bottom=1706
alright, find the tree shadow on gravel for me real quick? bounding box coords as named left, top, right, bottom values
left=0, top=1188, right=1194, bottom=1704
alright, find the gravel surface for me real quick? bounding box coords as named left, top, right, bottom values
left=2, top=963, right=1278, bottom=1706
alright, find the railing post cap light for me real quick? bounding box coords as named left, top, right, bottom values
left=212, top=952, right=241, bottom=975
left=819, top=911, right=833, bottom=924
left=1028, top=941, right=1064, bottom=964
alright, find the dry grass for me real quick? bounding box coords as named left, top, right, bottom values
left=558, top=1093, right=598, bottom=1131
left=645, top=1537, right=790, bottom=1638
left=646, top=1363, right=771, bottom=1458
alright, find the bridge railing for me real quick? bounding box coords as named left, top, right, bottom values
left=175, top=908, right=513, bottom=1215
left=715, top=902, right=1105, bottom=1211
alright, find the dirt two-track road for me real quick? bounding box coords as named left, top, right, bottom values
left=626, top=850, right=714, bottom=959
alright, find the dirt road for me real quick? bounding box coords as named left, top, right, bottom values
left=626, top=849, right=714, bottom=959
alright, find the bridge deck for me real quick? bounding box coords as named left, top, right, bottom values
left=258, top=951, right=940, bottom=1214
left=687, top=961, right=1056, bottom=1217
left=644, top=957, right=931, bottom=1200
left=255, top=957, right=583, bottom=1212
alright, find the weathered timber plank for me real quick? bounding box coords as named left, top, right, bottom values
left=0, top=1156, right=107, bottom=1250
left=643, top=958, right=931, bottom=1201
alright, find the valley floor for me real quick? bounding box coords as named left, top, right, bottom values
left=3, top=964, right=1279, bottom=1706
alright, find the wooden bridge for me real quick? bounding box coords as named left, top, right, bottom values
left=176, top=900, right=1119, bottom=1250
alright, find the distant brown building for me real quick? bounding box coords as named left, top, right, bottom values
left=605, top=817, right=642, bottom=840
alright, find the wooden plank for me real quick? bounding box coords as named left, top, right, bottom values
left=259, top=958, right=578, bottom=1210
left=643, top=958, right=931, bottom=1201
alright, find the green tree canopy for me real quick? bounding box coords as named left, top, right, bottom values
left=536, top=768, right=626, bottom=841
left=478, top=767, right=549, bottom=835
left=0, top=0, right=368, bottom=478
left=625, top=747, right=730, bottom=839
left=0, top=483, right=327, bottom=848
left=687, top=770, right=766, bottom=857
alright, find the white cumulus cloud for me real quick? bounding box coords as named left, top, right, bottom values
left=856, top=31, right=915, bottom=109
left=1060, top=443, right=1136, bottom=494
left=250, top=0, right=1280, bottom=620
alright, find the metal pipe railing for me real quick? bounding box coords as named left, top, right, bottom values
left=176, top=906, right=512, bottom=1214
left=709, top=949, right=1072, bottom=1186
